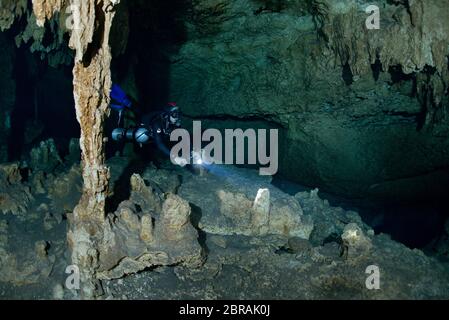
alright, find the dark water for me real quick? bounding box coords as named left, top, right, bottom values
left=272, top=176, right=448, bottom=249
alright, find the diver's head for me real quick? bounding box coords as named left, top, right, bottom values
left=167, top=102, right=180, bottom=126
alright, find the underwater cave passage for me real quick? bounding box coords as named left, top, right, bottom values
left=8, top=45, right=78, bottom=161
left=2, top=0, right=449, bottom=301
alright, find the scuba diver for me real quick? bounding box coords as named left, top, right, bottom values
left=109, top=84, right=180, bottom=156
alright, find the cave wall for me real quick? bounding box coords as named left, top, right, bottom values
left=153, top=0, right=449, bottom=200
left=0, top=0, right=79, bottom=161
left=0, top=33, right=15, bottom=162
left=2, top=0, right=448, bottom=202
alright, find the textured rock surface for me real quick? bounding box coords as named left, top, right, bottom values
left=47, top=164, right=82, bottom=213
left=29, top=139, right=63, bottom=173
left=0, top=0, right=27, bottom=31
left=178, top=166, right=314, bottom=239
left=1, top=0, right=73, bottom=67
left=0, top=163, right=33, bottom=216
left=95, top=176, right=203, bottom=280
left=104, top=220, right=449, bottom=300
left=65, top=0, right=120, bottom=297
left=1, top=0, right=449, bottom=300
left=341, top=223, right=373, bottom=260
left=0, top=155, right=448, bottom=299
left=165, top=0, right=449, bottom=199
left=0, top=221, right=55, bottom=286
left=32, top=0, right=66, bottom=27
left=1, top=1, right=448, bottom=200
left=15, top=7, right=73, bottom=67
left=295, top=188, right=367, bottom=246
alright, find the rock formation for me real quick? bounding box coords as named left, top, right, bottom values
left=0, top=0, right=27, bottom=31
left=0, top=220, right=55, bottom=286
left=166, top=0, right=449, bottom=199
left=99, top=163, right=449, bottom=300
left=1, top=0, right=449, bottom=300
left=0, top=163, right=33, bottom=217
left=29, top=139, right=63, bottom=173
left=21, top=0, right=201, bottom=298
left=178, top=166, right=314, bottom=239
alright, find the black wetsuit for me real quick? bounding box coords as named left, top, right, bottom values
left=140, top=111, right=172, bottom=156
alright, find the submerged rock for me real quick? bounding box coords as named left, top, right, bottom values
left=295, top=188, right=370, bottom=246
left=0, top=220, right=55, bottom=286
left=29, top=139, right=63, bottom=174
left=341, top=223, right=373, bottom=260
left=179, top=166, right=314, bottom=239
left=0, top=163, right=33, bottom=216
left=47, top=164, right=82, bottom=213
left=0, top=157, right=448, bottom=299
left=168, top=0, right=449, bottom=200
left=82, top=173, right=204, bottom=281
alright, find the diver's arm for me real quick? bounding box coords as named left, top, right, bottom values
left=152, top=121, right=171, bottom=156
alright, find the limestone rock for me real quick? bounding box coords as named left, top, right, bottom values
left=140, top=214, right=154, bottom=244
left=295, top=188, right=370, bottom=246
left=31, top=170, right=47, bottom=194
left=0, top=162, right=22, bottom=184
left=31, top=0, right=66, bottom=27
left=29, top=139, right=63, bottom=173
left=0, top=0, right=27, bottom=31
left=341, top=223, right=373, bottom=259
left=167, top=0, right=449, bottom=199
left=66, top=138, right=81, bottom=163
left=130, top=173, right=163, bottom=213
left=104, top=221, right=449, bottom=299
left=270, top=197, right=313, bottom=239
left=52, top=283, right=65, bottom=300
left=217, top=190, right=253, bottom=224
left=0, top=163, right=33, bottom=216
left=47, top=164, right=82, bottom=213
left=68, top=174, right=205, bottom=281
left=179, top=166, right=314, bottom=239
left=251, top=188, right=270, bottom=235
left=2, top=0, right=125, bottom=298
left=35, top=240, right=49, bottom=259
left=288, top=237, right=312, bottom=254
left=0, top=221, right=55, bottom=286
left=142, top=165, right=182, bottom=194
left=116, top=200, right=140, bottom=231
left=160, top=194, right=193, bottom=241
left=15, top=7, right=73, bottom=67
left=43, top=211, right=60, bottom=231
left=62, top=0, right=120, bottom=297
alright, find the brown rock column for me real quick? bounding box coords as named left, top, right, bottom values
left=29, top=0, right=203, bottom=298
left=67, top=0, right=117, bottom=298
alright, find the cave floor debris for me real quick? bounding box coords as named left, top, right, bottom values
left=1, top=156, right=449, bottom=300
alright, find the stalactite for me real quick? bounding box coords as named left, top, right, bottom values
left=67, top=0, right=116, bottom=298
left=28, top=0, right=116, bottom=298
left=29, top=0, right=203, bottom=299
left=0, top=0, right=27, bottom=31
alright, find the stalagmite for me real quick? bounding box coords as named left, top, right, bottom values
left=2, top=0, right=449, bottom=301
left=30, top=0, right=203, bottom=298
left=66, top=0, right=117, bottom=298
left=27, top=0, right=119, bottom=297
